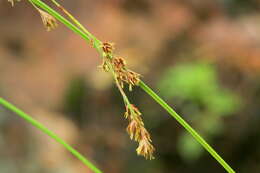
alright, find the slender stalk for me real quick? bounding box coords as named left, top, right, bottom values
left=139, top=81, right=235, bottom=173
left=24, top=0, right=235, bottom=172
left=0, top=98, right=103, bottom=173
left=48, top=0, right=93, bottom=38
left=48, top=0, right=101, bottom=51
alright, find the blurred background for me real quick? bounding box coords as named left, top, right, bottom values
left=1, top=0, right=260, bottom=172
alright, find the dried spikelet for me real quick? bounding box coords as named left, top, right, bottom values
left=127, top=119, right=141, bottom=140
left=100, top=42, right=141, bottom=90
left=102, top=42, right=115, bottom=54
left=37, top=9, right=58, bottom=31
left=113, top=57, right=126, bottom=70
left=8, top=0, right=20, bottom=6
left=124, top=104, right=155, bottom=159
left=136, top=138, right=155, bottom=160
left=128, top=104, right=142, bottom=117
left=112, top=57, right=141, bottom=90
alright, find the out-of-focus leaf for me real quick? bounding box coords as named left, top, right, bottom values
left=158, top=61, right=240, bottom=116
left=178, top=133, right=203, bottom=162
left=158, top=61, right=241, bottom=162
left=159, top=62, right=218, bottom=101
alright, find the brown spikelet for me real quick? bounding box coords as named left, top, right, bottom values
left=37, top=9, right=58, bottom=31
left=125, top=104, right=155, bottom=160
left=100, top=42, right=141, bottom=90
left=112, top=57, right=141, bottom=90
left=102, top=42, right=115, bottom=54
left=127, top=119, right=141, bottom=140
left=136, top=138, right=155, bottom=160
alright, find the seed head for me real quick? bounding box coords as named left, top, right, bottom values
left=37, top=9, right=58, bottom=31
left=136, top=138, right=155, bottom=160
left=124, top=104, right=155, bottom=159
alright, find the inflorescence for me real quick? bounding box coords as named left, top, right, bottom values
left=8, top=0, right=155, bottom=160
left=101, top=42, right=155, bottom=159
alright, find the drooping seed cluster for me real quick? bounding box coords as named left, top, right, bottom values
left=125, top=104, right=155, bottom=160
left=101, top=42, right=155, bottom=159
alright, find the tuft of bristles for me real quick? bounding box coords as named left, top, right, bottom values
left=37, top=8, right=58, bottom=31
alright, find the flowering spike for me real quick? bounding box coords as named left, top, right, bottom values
left=100, top=41, right=154, bottom=159
left=124, top=104, right=155, bottom=159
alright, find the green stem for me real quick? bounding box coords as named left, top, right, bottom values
left=48, top=0, right=101, bottom=50
left=49, top=0, right=94, bottom=39
left=139, top=81, right=235, bottom=173
left=25, top=0, right=235, bottom=172
left=0, top=98, right=103, bottom=173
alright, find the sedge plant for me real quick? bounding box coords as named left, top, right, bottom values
left=1, top=0, right=236, bottom=172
